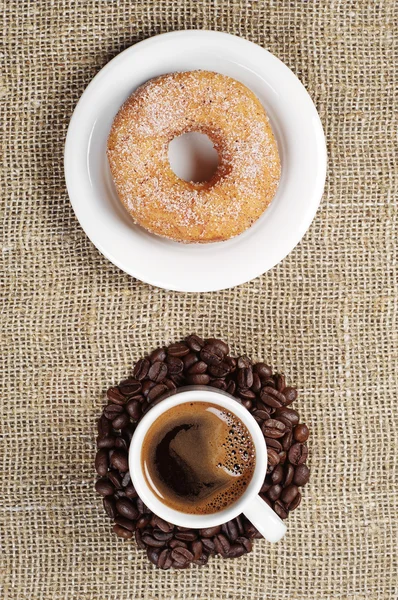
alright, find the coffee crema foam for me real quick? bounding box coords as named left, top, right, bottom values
left=141, top=401, right=255, bottom=515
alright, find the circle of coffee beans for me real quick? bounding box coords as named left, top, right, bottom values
left=95, top=335, right=310, bottom=569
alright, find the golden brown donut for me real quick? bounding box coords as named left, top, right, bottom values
left=107, top=71, right=280, bottom=243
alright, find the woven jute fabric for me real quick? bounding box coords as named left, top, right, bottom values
left=1, top=1, right=397, bottom=599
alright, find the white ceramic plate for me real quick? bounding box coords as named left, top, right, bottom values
left=65, top=30, right=326, bottom=292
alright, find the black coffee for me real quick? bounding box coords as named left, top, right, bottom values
left=141, top=401, right=255, bottom=515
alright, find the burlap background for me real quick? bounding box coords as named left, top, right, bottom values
left=1, top=1, right=397, bottom=599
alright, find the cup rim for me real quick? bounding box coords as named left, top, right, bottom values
left=129, top=387, right=267, bottom=528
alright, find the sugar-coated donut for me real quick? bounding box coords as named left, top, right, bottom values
left=107, top=71, right=281, bottom=243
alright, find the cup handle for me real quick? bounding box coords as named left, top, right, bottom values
left=243, top=494, right=287, bottom=543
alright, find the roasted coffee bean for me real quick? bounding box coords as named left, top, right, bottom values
left=165, top=355, right=184, bottom=375
left=274, top=407, right=300, bottom=426
left=171, top=546, right=194, bottom=564
left=151, top=515, right=173, bottom=532
left=114, top=437, right=127, bottom=451
left=107, top=387, right=126, bottom=405
left=210, top=378, right=228, bottom=390
left=158, top=548, right=173, bottom=570
left=185, top=334, right=205, bottom=352
left=169, top=539, right=188, bottom=549
left=168, top=342, right=190, bottom=357
left=265, top=437, right=283, bottom=451
left=97, top=415, right=111, bottom=437
left=293, top=464, right=310, bottom=486
left=148, top=361, right=168, bottom=383
left=283, top=387, right=298, bottom=405
left=244, top=522, right=262, bottom=539
left=163, top=378, right=177, bottom=392
left=282, top=430, right=293, bottom=451
left=124, top=484, right=138, bottom=498
left=280, top=484, right=299, bottom=505
left=199, top=525, right=221, bottom=538
left=251, top=373, right=261, bottom=393
left=253, top=409, right=271, bottom=421
left=152, top=530, right=173, bottom=542
left=262, top=419, right=286, bottom=439
left=200, top=344, right=224, bottom=366
left=133, top=358, right=150, bottom=380
left=110, top=449, right=128, bottom=472
left=214, top=534, right=231, bottom=557
left=278, top=450, right=287, bottom=464
left=147, top=547, right=160, bottom=565
left=147, top=383, right=168, bottom=403
left=241, top=399, right=253, bottom=410
left=237, top=355, right=251, bottom=369
left=237, top=367, right=253, bottom=390
left=275, top=373, right=286, bottom=392
left=103, top=496, right=116, bottom=519
left=260, top=476, right=272, bottom=493
left=268, top=484, right=282, bottom=501
left=187, top=360, right=207, bottom=375
left=121, top=472, right=130, bottom=488
left=136, top=515, right=151, bottom=529
left=141, top=380, right=156, bottom=397
left=237, top=388, right=256, bottom=401
left=260, top=389, right=283, bottom=408
left=201, top=538, right=215, bottom=553
left=116, top=498, right=138, bottom=520
left=227, top=544, right=246, bottom=558
left=288, top=492, right=302, bottom=511
left=288, top=443, right=308, bottom=465
left=112, top=412, right=130, bottom=430
left=115, top=516, right=136, bottom=531
left=182, top=352, right=199, bottom=370
left=126, top=399, right=142, bottom=420
left=273, top=500, right=288, bottom=519
left=97, top=435, right=116, bottom=449
left=191, top=540, right=203, bottom=561
left=222, top=520, right=238, bottom=542
left=104, top=404, right=124, bottom=421
left=208, top=362, right=230, bottom=378
left=224, top=356, right=237, bottom=372
left=186, top=373, right=210, bottom=385
left=284, top=464, right=295, bottom=486
left=119, top=379, right=142, bottom=397
left=136, top=497, right=149, bottom=515
left=95, top=478, right=114, bottom=497
left=236, top=536, right=252, bottom=552
left=226, top=380, right=236, bottom=395
left=271, top=464, right=284, bottom=484
left=107, top=470, right=122, bottom=489
left=114, top=524, right=133, bottom=539
left=267, top=447, right=281, bottom=468
left=142, top=533, right=166, bottom=548
left=294, top=423, right=309, bottom=442
left=254, top=362, right=272, bottom=380
left=149, top=347, right=167, bottom=363
left=95, top=449, right=109, bottom=476
left=206, top=338, right=230, bottom=355
left=175, top=531, right=197, bottom=542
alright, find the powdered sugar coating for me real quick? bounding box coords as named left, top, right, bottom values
left=107, top=71, right=281, bottom=243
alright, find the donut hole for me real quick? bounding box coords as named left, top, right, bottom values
left=168, top=132, right=219, bottom=184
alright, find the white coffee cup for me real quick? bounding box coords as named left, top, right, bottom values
left=129, top=388, right=287, bottom=543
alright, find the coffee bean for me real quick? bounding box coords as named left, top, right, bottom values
left=169, top=539, right=188, bottom=549
left=260, top=476, right=272, bottom=493
left=275, top=373, right=286, bottom=392
left=97, top=415, right=111, bottom=437
left=133, top=358, right=150, bottom=380
left=107, top=387, right=126, bottom=405
left=151, top=515, right=173, bottom=532
left=283, top=387, right=298, bottom=405
left=163, top=378, right=177, bottom=392
left=254, top=362, right=272, bottom=380
left=271, top=464, right=284, bottom=484
left=274, top=407, right=300, bottom=426
left=165, top=355, right=184, bottom=375
left=141, top=380, right=156, bottom=397
left=107, top=470, right=122, bottom=489
left=288, top=492, right=302, bottom=511
left=262, top=386, right=286, bottom=404
left=237, top=355, right=251, bottom=369
left=280, top=484, right=299, bottom=505
left=200, top=344, right=224, bottom=366
left=206, top=338, right=230, bottom=355
left=124, top=484, right=138, bottom=498
left=135, top=529, right=146, bottom=549
left=293, top=464, right=310, bottom=486
left=115, top=516, right=136, bottom=531
left=265, top=437, right=283, bottom=452
left=182, top=352, right=199, bottom=370
left=185, top=334, right=205, bottom=352
left=278, top=450, right=287, bottom=464
left=149, top=347, right=167, bottom=363
left=273, top=500, right=288, bottom=519
left=142, top=532, right=167, bottom=547
left=147, top=547, right=160, bottom=565
left=226, top=380, right=236, bottom=395
left=191, top=540, right=203, bottom=561
left=237, top=367, right=254, bottom=390
left=152, top=530, right=173, bottom=542
left=260, top=388, right=283, bottom=408
left=112, top=412, right=130, bottom=430
left=241, top=399, right=253, bottom=410
left=148, top=361, right=168, bottom=383
left=187, top=361, right=207, bottom=375
left=175, top=531, right=197, bottom=542
left=103, top=496, right=116, bottom=519
left=157, top=548, right=173, bottom=570
left=281, top=430, right=293, bottom=451
left=199, top=525, right=221, bottom=538
left=110, top=450, right=129, bottom=472
left=288, top=443, right=308, bottom=465
left=294, top=423, right=309, bottom=442
left=186, top=373, right=210, bottom=385
left=214, top=534, right=230, bottom=557
left=201, top=538, right=215, bottom=553
left=171, top=546, right=194, bottom=564
left=208, top=362, right=230, bottom=378
left=237, top=388, right=256, bottom=401
left=136, top=497, right=150, bottom=515
left=168, top=342, right=190, bottom=357
left=119, top=379, right=142, bottom=397
left=262, top=419, right=287, bottom=439
left=284, top=464, right=295, bottom=486
left=104, top=404, right=124, bottom=421
left=244, top=522, right=262, bottom=539
left=113, top=524, right=133, bottom=539
left=136, top=515, right=151, bottom=529
left=147, top=383, right=168, bottom=403
left=267, top=447, right=281, bottom=469
left=221, top=520, right=238, bottom=542
left=210, top=378, right=227, bottom=391
left=251, top=373, right=261, bottom=393
left=253, top=409, right=271, bottom=422
left=95, top=449, right=109, bottom=476
left=268, top=484, right=282, bottom=501
left=236, top=536, right=252, bottom=552
left=116, top=498, right=138, bottom=520
left=97, top=435, right=116, bottom=449
left=227, top=544, right=246, bottom=558
left=114, top=437, right=128, bottom=450
left=95, top=478, right=114, bottom=497
left=126, top=399, right=142, bottom=420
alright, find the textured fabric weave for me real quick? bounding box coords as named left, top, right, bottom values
left=1, top=1, right=397, bottom=599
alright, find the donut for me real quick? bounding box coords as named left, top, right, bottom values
left=107, top=71, right=280, bottom=243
